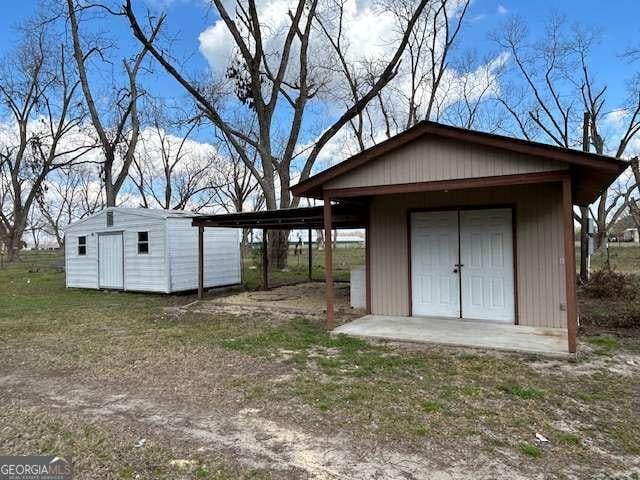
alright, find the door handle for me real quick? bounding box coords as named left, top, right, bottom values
left=453, top=268, right=458, bottom=274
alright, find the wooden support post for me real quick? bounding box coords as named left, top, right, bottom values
left=324, top=196, right=334, bottom=330
left=562, top=177, right=578, bottom=354
left=262, top=229, right=269, bottom=290
left=308, top=229, right=313, bottom=281
left=365, top=223, right=371, bottom=314
left=197, top=226, right=204, bottom=299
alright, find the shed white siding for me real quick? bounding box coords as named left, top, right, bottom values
left=64, top=208, right=241, bottom=293
left=120, top=212, right=166, bottom=292
left=66, top=223, right=100, bottom=289
left=167, top=219, right=241, bottom=291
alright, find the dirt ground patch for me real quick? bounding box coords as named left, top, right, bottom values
left=189, top=282, right=361, bottom=323
left=0, top=373, right=530, bottom=480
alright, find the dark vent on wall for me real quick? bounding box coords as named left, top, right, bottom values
left=106, top=211, right=114, bottom=227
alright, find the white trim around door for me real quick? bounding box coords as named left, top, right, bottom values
left=98, top=232, right=124, bottom=290
left=410, top=208, right=515, bottom=323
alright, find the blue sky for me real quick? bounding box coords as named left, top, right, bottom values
left=456, top=0, right=640, bottom=106
left=0, top=0, right=638, bottom=144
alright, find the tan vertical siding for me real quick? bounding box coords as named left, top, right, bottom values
left=368, top=184, right=567, bottom=329
left=325, top=137, right=566, bottom=190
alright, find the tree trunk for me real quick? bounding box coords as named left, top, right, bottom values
left=6, top=229, right=25, bottom=261
left=579, top=207, right=589, bottom=282
left=594, top=229, right=606, bottom=251
left=579, top=112, right=590, bottom=282
left=595, top=190, right=607, bottom=250
left=105, top=167, right=116, bottom=207
left=241, top=228, right=251, bottom=256
left=268, top=230, right=289, bottom=270
left=5, top=210, right=28, bottom=261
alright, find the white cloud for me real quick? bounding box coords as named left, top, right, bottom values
left=497, top=4, right=508, bottom=15
left=141, top=0, right=195, bottom=9
left=198, top=0, right=297, bottom=75
left=0, top=117, right=235, bottom=216
left=198, top=0, right=399, bottom=76
left=604, top=109, right=628, bottom=129
left=624, top=134, right=640, bottom=159
left=596, top=108, right=640, bottom=159
left=469, top=13, right=487, bottom=23
left=137, top=126, right=218, bottom=174
left=195, top=0, right=509, bottom=182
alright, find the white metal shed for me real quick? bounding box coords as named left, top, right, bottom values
left=64, top=207, right=241, bottom=293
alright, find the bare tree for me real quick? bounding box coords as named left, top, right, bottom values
left=441, top=50, right=506, bottom=130
left=493, top=16, right=579, bottom=144
left=65, top=0, right=162, bottom=206
left=210, top=141, right=261, bottom=215
left=421, top=0, right=470, bottom=122
left=129, top=104, right=220, bottom=211
left=25, top=207, right=47, bottom=250
left=493, top=16, right=640, bottom=270
left=210, top=132, right=263, bottom=251
left=574, top=30, right=640, bottom=250
left=0, top=28, right=91, bottom=260
left=123, top=0, right=432, bottom=268
left=325, top=0, right=476, bottom=152
left=36, top=166, right=88, bottom=247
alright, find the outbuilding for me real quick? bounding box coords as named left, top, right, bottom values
left=291, top=121, right=627, bottom=354
left=193, top=121, right=627, bottom=354
left=65, top=207, right=241, bottom=293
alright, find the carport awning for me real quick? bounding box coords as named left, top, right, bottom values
left=191, top=203, right=368, bottom=229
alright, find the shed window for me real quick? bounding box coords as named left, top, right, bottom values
left=106, top=211, right=114, bottom=227
left=78, top=236, right=87, bottom=256
left=137, top=232, right=149, bottom=254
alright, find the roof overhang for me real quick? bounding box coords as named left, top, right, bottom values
left=191, top=203, right=368, bottom=230
left=291, top=121, right=629, bottom=206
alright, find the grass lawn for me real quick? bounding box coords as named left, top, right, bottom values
left=241, top=245, right=365, bottom=289
left=1, top=254, right=639, bottom=478
left=578, top=243, right=640, bottom=273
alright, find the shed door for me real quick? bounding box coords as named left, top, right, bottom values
left=460, top=209, right=514, bottom=322
left=410, top=208, right=515, bottom=322
left=411, top=211, right=460, bottom=317
left=98, top=233, right=124, bottom=289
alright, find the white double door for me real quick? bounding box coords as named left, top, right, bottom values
left=411, top=208, right=514, bottom=322
left=98, top=233, right=124, bottom=290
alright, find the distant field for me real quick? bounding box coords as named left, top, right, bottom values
left=241, top=245, right=365, bottom=289
left=578, top=243, right=640, bottom=273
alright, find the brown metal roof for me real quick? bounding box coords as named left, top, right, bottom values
left=290, top=121, right=628, bottom=204
left=191, top=203, right=368, bottom=230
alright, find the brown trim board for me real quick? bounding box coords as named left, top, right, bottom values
left=365, top=202, right=372, bottom=314
left=512, top=205, right=519, bottom=325
left=562, top=177, right=578, bottom=354
left=406, top=210, right=412, bottom=316
left=323, top=194, right=335, bottom=330
left=324, top=171, right=568, bottom=199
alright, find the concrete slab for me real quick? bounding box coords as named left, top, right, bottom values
left=334, top=315, right=569, bottom=356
